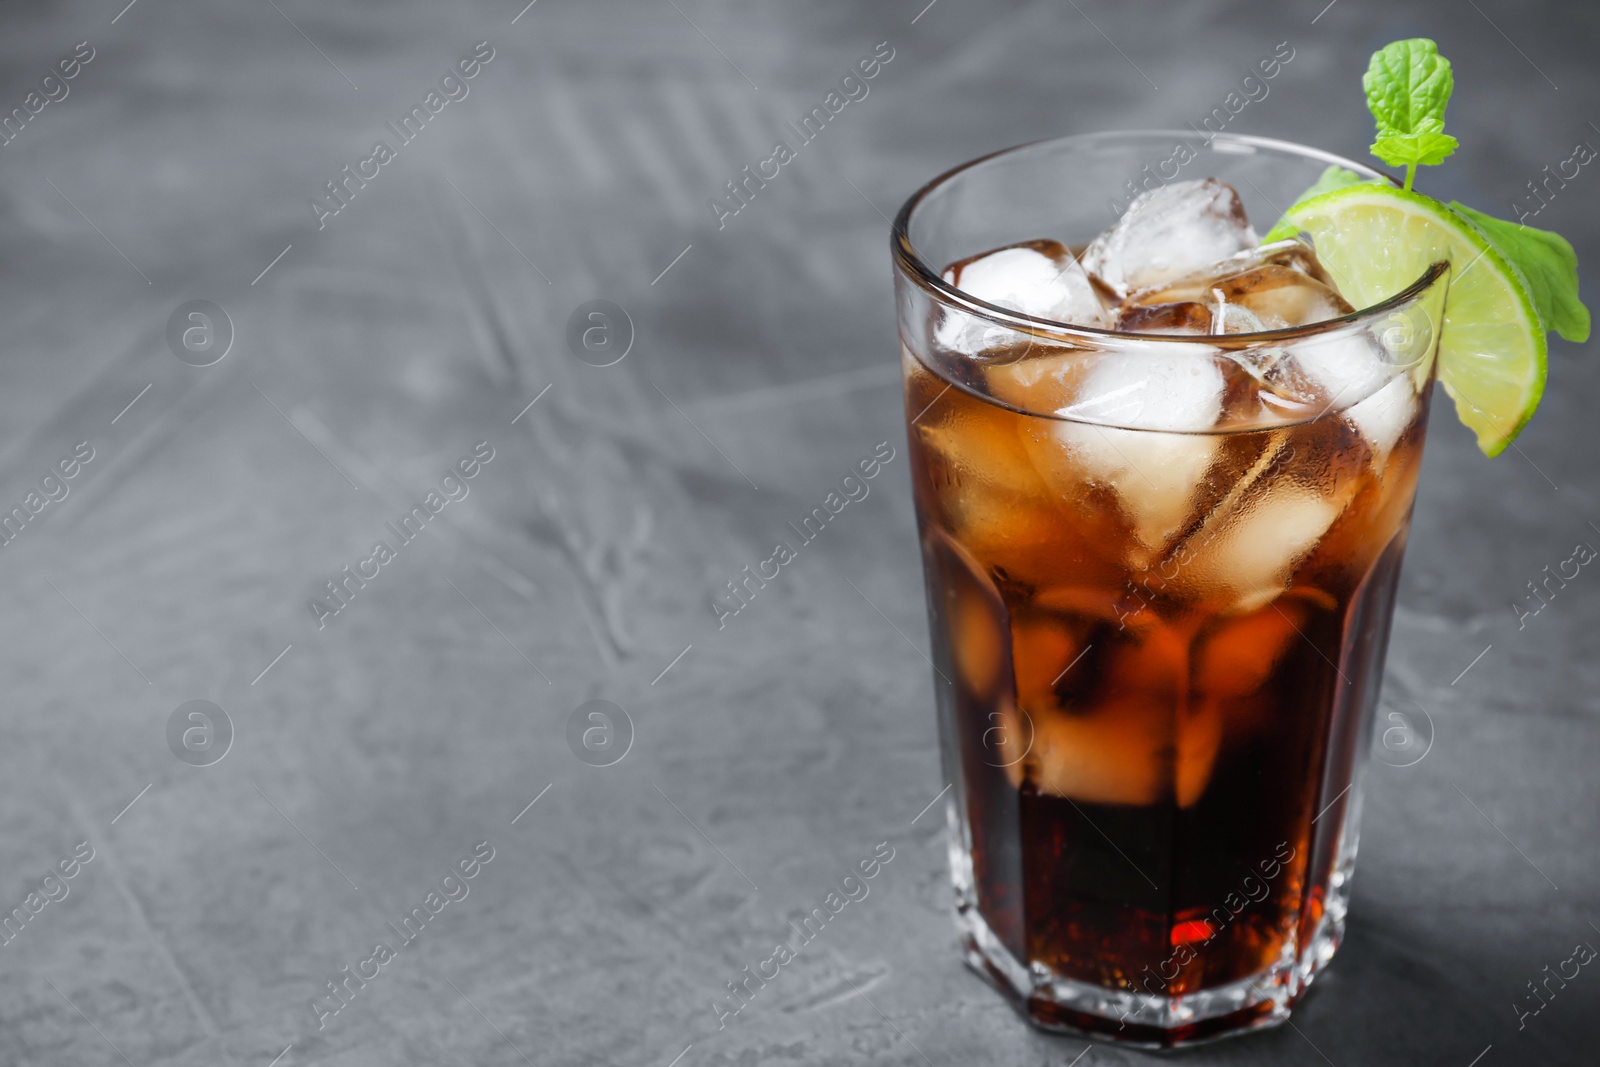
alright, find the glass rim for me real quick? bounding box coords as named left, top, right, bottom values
left=891, top=129, right=1449, bottom=347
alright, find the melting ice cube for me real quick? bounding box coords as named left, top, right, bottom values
left=1084, top=179, right=1258, bottom=297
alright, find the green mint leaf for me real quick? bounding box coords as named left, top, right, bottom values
left=1260, top=166, right=1370, bottom=242
left=1370, top=131, right=1459, bottom=169
left=1364, top=39, right=1454, bottom=138
left=1450, top=201, right=1591, bottom=343
left=1364, top=39, right=1457, bottom=187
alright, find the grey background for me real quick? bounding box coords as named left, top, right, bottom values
left=0, top=0, right=1594, bottom=1064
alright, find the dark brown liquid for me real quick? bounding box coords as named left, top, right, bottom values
left=906, top=345, right=1426, bottom=998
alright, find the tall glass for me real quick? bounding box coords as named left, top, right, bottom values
left=892, top=132, right=1448, bottom=1047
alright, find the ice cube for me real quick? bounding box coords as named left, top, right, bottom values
left=935, top=239, right=1108, bottom=355
left=985, top=349, right=1088, bottom=412
left=1237, top=329, right=1395, bottom=414
left=1135, top=263, right=1354, bottom=332
left=1210, top=297, right=1270, bottom=335
left=1132, top=238, right=1339, bottom=298
left=1025, top=420, right=1218, bottom=558
left=1010, top=621, right=1221, bottom=808
left=932, top=308, right=1012, bottom=358
left=1042, top=349, right=1225, bottom=550
left=1016, top=699, right=1217, bottom=809
left=1243, top=348, right=1323, bottom=409
left=1187, top=485, right=1342, bottom=613
left=1194, top=598, right=1308, bottom=700
left=1193, top=592, right=1322, bottom=741
left=1010, top=615, right=1087, bottom=710
left=1175, top=702, right=1224, bottom=808
left=1289, top=332, right=1391, bottom=408
left=1344, top=375, right=1417, bottom=462
left=950, top=581, right=1005, bottom=697
left=1254, top=237, right=1339, bottom=288
left=914, top=372, right=1057, bottom=539
left=1117, top=293, right=1281, bottom=339
left=1084, top=179, right=1258, bottom=297
left=928, top=526, right=1015, bottom=702
left=1064, top=347, right=1226, bottom=432
left=1016, top=697, right=1165, bottom=805
left=1218, top=265, right=1353, bottom=329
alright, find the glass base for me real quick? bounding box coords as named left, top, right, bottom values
left=951, top=860, right=1348, bottom=1049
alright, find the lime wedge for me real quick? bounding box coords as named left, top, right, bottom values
left=1283, top=183, right=1544, bottom=456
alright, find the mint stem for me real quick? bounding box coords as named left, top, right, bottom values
left=1403, top=163, right=1416, bottom=191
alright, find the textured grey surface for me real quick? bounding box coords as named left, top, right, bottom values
left=0, top=1, right=1595, bottom=1064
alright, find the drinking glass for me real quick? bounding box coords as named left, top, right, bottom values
left=892, top=131, right=1448, bottom=1046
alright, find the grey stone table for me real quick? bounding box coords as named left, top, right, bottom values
left=0, top=0, right=1594, bottom=1064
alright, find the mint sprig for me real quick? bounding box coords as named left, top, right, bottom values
left=1365, top=37, right=1590, bottom=344
left=1267, top=38, right=1589, bottom=347
left=1363, top=38, right=1458, bottom=190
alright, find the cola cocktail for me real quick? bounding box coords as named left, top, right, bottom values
left=892, top=133, right=1447, bottom=1046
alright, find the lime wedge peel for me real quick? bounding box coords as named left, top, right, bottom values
left=1283, top=183, right=1545, bottom=457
